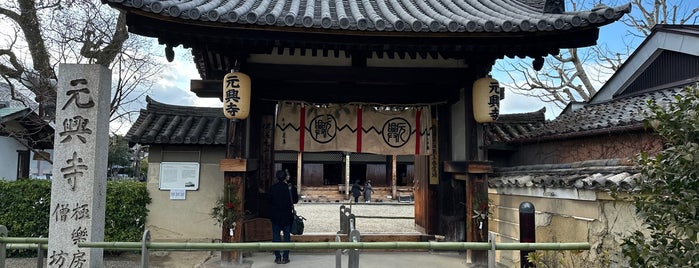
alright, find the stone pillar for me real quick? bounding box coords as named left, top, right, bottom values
left=48, top=64, right=110, bottom=268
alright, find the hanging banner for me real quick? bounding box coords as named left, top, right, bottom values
left=274, top=102, right=432, bottom=155
left=361, top=106, right=431, bottom=155
left=275, top=103, right=357, bottom=152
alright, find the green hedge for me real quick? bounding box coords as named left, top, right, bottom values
left=0, top=179, right=151, bottom=256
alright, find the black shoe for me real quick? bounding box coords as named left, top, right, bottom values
left=282, top=258, right=290, bottom=264
left=274, top=257, right=282, bottom=264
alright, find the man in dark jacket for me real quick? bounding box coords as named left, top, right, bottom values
left=268, top=170, right=299, bottom=264
left=351, top=180, right=363, bottom=203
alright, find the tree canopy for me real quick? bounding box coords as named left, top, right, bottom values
left=621, top=83, right=699, bottom=266
left=0, top=0, right=163, bottom=135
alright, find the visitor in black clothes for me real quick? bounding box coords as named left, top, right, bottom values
left=351, top=180, right=363, bottom=203
left=268, top=170, right=299, bottom=264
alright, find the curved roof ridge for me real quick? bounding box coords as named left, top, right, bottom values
left=104, top=0, right=631, bottom=33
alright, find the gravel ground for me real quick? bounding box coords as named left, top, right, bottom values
left=294, top=202, right=418, bottom=234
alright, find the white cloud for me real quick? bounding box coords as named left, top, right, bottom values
left=499, top=91, right=561, bottom=120
left=194, top=97, right=222, bottom=107
left=149, top=47, right=201, bottom=106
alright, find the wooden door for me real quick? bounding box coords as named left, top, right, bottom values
left=302, top=163, right=323, bottom=186
left=366, top=163, right=387, bottom=186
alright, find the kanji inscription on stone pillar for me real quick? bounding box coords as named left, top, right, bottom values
left=48, top=64, right=110, bottom=268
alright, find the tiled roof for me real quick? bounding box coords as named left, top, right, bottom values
left=516, top=87, right=686, bottom=141
left=0, top=107, right=55, bottom=149
left=104, top=0, right=630, bottom=33
left=484, top=107, right=546, bottom=144
left=489, top=158, right=641, bottom=192
left=0, top=107, right=27, bottom=120
left=125, top=96, right=227, bottom=145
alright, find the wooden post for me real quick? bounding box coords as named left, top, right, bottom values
left=221, top=174, right=245, bottom=263
left=391, top=155, right=397, bottom=200
left=296, top=152, right=302, bottom=194
left=345, top=153, right=351, bottom=198
left=466, top=176, right=474, bottom=243
left=219, top=158, right=252, bottom=265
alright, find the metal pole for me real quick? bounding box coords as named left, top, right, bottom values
left=77, top=241, right=590, bottom=251
left=343, top=208, right=352, bottom=234
left=488, top=232, right=495, bottom=268
left=36, top=236, right=43, bottom=268
left=1, top=225, right=7, bottom=268
left=335, top=234, right=342, bottom=268
left=339, top=205, right=349, bottom=234
left=0, top=238, right=48, bottom=243
left=348, top=215, right=356, bottom=233
left=348, top=229, right=360, bottom=268
left=519, top=202, right=535, bottom=268
left=141, top=229, right=151, bottom=268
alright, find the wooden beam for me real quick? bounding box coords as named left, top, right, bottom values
left=468, top=162, right=493, bottom=174
left=220, top=158, right=259, bottom=172
left=442, top=161, right=492, bottom=174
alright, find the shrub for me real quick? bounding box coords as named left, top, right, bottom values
left=105, top=181, right=152, bottom=242
left=621, top=84, right=699, bottom=266
left=0, top=179, right=151, bottom=257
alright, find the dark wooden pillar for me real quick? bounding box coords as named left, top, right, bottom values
left=219, top=159, right=257, bottom=263
left=221, top=172, right=245, bottom=262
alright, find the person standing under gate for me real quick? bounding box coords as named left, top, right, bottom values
left=351, top=180, right=363, bottom=203
left=268, top=170, right=299, bottom=264
left=363, top=180, right=375, bottom=203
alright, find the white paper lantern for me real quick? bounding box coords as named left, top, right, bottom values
left=472, top=77, right=501, bottom=123
left=222, top=72, right=251, bottom=120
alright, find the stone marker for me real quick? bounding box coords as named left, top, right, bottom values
left=48, top=64, right=110, bottom=268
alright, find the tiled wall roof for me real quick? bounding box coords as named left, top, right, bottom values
left=104, top=0, right=630, bottom=33
left=125, top=96, right=227, bottom=145
left=489, top=158, right=641, bottom=192
left=518, top=87, right=686, bottom=141
left=484, top=107, right=546, bottom=144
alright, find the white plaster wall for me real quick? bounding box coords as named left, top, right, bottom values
left=0, top=136, right=23, bottom=180
left=144, top=146, right=225, bottom=242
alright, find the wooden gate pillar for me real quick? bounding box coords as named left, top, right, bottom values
left=219, top=159, right=257, bottom=263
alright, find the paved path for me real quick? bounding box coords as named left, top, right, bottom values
left=203, top=251, right=485, bottom=268
left=5, top=203, right=488, bottom=267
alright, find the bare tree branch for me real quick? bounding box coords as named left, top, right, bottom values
left=496, top=0, right=699, bottom=116
left=1, top=0, right=164, bottom=168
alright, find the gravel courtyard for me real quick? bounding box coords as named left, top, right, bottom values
left=293, top=202, right=419, bottom=234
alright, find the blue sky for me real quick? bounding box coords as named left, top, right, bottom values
left=495, top=20, right=637, bottom=119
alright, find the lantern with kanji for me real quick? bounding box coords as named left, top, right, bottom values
left=472, top=77, right=502, bottom=123
left=222, top=71, right=251, bottom=120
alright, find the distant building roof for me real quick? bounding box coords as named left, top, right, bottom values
left=590, top=24, right=699, bottom=104
left=515, top=87, right=685, bottom=142
left=0, top=106, right=54, bottom=149
left=125, top=97, right=227, bottom=146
